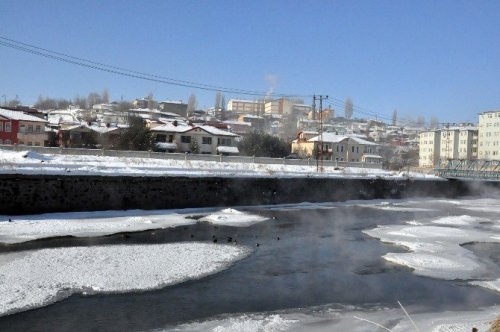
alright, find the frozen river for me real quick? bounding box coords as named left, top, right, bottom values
left=0, top=197, right=499, bottom=331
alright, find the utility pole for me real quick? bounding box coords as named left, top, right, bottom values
left=314, top=95, right=329, bottom=172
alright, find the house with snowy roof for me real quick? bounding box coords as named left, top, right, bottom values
left=0, top=107, right=48, bottom=146
left=57, top=123, right=123, bottom=148
left=151, top=122, right=240, bottom=155
left=291, top=131, right=381, bottom=163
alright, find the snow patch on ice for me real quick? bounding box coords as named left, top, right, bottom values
left=364, top=211, right=500, bottom=281
left=470, top=279, right=500, bottom=294
left=200, top=208, right=268, bottom=226
left=0, top=210, right=196, bottom=244
left=155, top=304, right=500, bottom=332
left=0, top=243, right=250, bottom=317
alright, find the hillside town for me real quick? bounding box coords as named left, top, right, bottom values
left=0, top=94, right=498, bottom=172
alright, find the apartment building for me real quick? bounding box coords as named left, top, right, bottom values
left=227, top=99, right=265, bottom=115
left=264, top=98, right=311, bottom=116
left=478, top=110, right=500, bottom=160
left=419, top=125, right=478, bottom=167
left=419, top=130, right=441, bottom=167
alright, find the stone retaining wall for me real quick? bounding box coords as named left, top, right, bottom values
left=0, top=174, right=498, bottom=215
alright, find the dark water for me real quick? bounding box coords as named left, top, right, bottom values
left=0, top=202, right=499, bottom=332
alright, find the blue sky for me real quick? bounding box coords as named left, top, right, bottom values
left=1, top=0, right=499, bottom=124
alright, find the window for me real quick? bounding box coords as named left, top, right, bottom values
left=20, top=124, right=26, bottom=133
left=5, top=140, right=11, bottom=145
left=27, top=142, right=33, bottom=146
left=28, top=125, right=33, bottom=133
left=181, top=136, right=191, bottom=144
left=34, top=142, right=40, bottom=146
left=35, top=125, right=41, bottom=133
left=218, top=138, right=232, bottom=146
left=202, top=137, right=212, bottom=145
left=351, top=146, right=355, bottom=152
left=18, top=141, right=24, bottom=145
left=5, top=122, right=11, bottom=132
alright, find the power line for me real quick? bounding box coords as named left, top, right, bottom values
left=0, top=35, right=312, bottom=98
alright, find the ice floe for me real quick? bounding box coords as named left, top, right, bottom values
left=200, top=208, right=268, bottom=226
left=0, top=208, right=268, bottom=244
left=0, top=243, right=250, bottom=317
left=364, top=210, right=500, bottom=285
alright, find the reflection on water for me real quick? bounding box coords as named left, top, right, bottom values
left=0, top=199, right=499, bottom=332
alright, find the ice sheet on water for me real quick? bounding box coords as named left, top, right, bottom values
left=0, top=243, right=250, bottom=317
left=0, top=210, right=197, bottom=244
left=200, top=208, right=268, bottom=226
left=471, top=279, right=500, bottom=294
left=0, top=208, right=269, bottom=244
left=364, top=208, right=500, bottom=284
left=156, top=304, right=500, bottom=332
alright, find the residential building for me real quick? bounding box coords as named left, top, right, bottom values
left=264, top=98, right=311, bottom=116
left=291, top=132, right=380, bottom=162
left=478, top=110, right=500, bottom=160
left=0, top=108, right=48, bottom=146
left=237, top=114, right=265, bottom=132
left=158, top=100, right=188, bottom=118
left=227, top=99, right=265, bottom=115
left=419, top=130, right=441, bottom=167
left=151, top=123, right=240, bottom=155
left=419, top=125, right=478, bottom=168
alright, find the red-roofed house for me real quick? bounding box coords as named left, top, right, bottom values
left=0, top=108, right=48, bottom=146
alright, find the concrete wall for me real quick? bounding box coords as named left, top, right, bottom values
left=0, top=174, right=498, bottom=215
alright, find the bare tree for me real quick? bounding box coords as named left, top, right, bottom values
left=344, top=98, right=353, bottom=119
left=392, top=109, right=398, bottom=126
left=214, top=91, right=223, bottom=110
left=187, top=93, right=198, bottom=115
left=147, top=93, right=155, bottom=110
left=73, top=95, right=88, bottom=109
left=7, top=96, right=21, bottom=108
left=416, top=115, right=425, bottom=127
left=102, top=89, right=109, bottom=104
left=87, top=92, right=102, bottom=109
left=430, top=116, right=439, bottom=129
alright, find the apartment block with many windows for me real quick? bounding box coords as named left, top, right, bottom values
left=478, top=110, right=500, bottom=160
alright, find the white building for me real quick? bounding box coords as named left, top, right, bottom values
left=419, top=130, right=441, bottom=167
left=291, top=132, right=380, bottom=162
left=478, top=110, right=500, bottom=160
left=419, top=125, right=477, bottom=168
left=151, top=123, right=240, bottom=155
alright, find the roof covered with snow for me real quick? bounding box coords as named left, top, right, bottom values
left=0, top=108, right=47, bottom=122
left=152, top=123, right=238, bottom=137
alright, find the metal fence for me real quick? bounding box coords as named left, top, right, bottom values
left=434, top=159, right=500, bottom=180
left=0, top=144, right=383, bottom=169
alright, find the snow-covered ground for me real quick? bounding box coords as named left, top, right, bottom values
left=0, top=148, right=435, bottom=178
